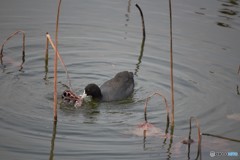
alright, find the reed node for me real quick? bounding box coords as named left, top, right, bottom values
left=0, top=30, right=26, bottom=70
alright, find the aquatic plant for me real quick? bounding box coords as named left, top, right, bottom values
left=184, top=116, right=202, bottom=159
left=45, top=0, right=77, bottom=121
left=135, top=4, right=146, bottom=76
left=45, top=0, right=84, bottom=120
left=135, top=4, right=145, bottom=40
left=135, top=92, right=170, bottom=138
left=135, top=2, right=175, bottom=138
left=144, top=92, right=170, bottom=123
left=0, top=30, right=25, bottom=71
left=169, top=0, right=175, bottom=126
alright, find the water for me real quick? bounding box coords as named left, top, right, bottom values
left=0, top=0, right=240, bottom=159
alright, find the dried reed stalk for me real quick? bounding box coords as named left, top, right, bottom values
left=188, top=116, right=202, bottom=159
left=144, top=92, right=170, bottom=123
left=45, top=33, right=72, bottom=89
left=135, top=4, right=145, bottom=40
left=53, top=0, right=62, bottom=121
left=169, top=0, right=175, bottom=126
left=0, top=30, right=25, bottom=70
left=135, top=4, right=146, bottom=76
left=202, top=133, right=240, bottom=143
left=45, top=33, right=72, bottom=103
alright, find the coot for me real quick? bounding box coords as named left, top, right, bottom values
left=83, top=71, right=134, bottom=102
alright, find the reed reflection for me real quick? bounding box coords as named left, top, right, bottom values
left=49, top=121, right=57, bottom=160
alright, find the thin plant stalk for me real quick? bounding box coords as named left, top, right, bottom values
left=45, top=32, right=49, bottom=79
left=189, top=116, right=202, bottom=159
left=135, top=4, right=146, bottom=76
left=0, top=30, right=25, bottom=70
left=202, top=133, right=240, bottom=143
left=45, top=33, right=72, bottom=90
left=144, top=92, right=170, bottom=123
left=53, top=0, right=62, bottom=121
left=169, top=0, right=175, bottom=126
left=135, top=4, right=145, bottom=40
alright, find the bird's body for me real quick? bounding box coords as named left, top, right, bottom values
left=85, top=71, right=134, bottom=102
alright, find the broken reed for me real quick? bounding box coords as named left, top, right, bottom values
left=135, top=4, right=146, bottom=40
left=135, top=4, right=146, bottom=76
left=0, top=30, right=26, bottom=70
left=144, top=92, right=170, bottom=124
left=44, top=0, right=62, bottom=121
left=188, top=116, right=202, bottom=159
left=136, top=2, right=175, bottom=126
left=45, top=32, right=73, bottom=121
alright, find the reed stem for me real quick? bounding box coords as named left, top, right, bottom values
left=45, top=33, right=72, bottom=88
left=189, top=116, right=202, bottom=159
left=202, top=133, right=240, bottom=143
left=135, top=4, right=146, bottom=40
left=53, top=0, right=62, bottom=121
left=169, top=0, right=175, bottom=126
left=144, top=92, right=170, bottom=123
left=135, top=4, right=146, bottom=76
left=0, top=30, right=25, bottom=70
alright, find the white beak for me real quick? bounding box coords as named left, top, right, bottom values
left=81, top=90, right=87, bottom=98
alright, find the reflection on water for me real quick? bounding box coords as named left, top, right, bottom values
left=217, top=0, right=239, bottom=28
left=49, top=121, right=57, bottom=160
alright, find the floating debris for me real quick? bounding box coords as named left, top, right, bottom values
left=61, top=90, right=84, bottom=107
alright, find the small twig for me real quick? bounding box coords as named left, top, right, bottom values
left=0, top=30, right=25, bottom=70
left=144, top=92, right=170, bottom=123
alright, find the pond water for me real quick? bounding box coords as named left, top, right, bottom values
left=0, top=0, right=240, bottom=159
